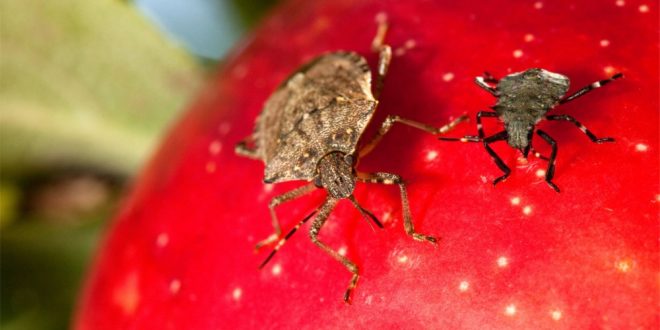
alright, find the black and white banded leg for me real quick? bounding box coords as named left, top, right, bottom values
left=560, top=73, right=623, bottom=104
left=307, top=198, right=361, bottom=303
left=476, top=111, right=498, bottom=139
left=357, top=172, right=437, bottom=244
left=546, top=115, right=615, bottom=143
left=483, top=131, right=512, bottom=185
left=536, top=130, right=560, bottom=192
left=438, top=110, right=498, bottom=143
left=255, top=182, right=317, bottom=251
left=522, top=129, right=535, bottom=158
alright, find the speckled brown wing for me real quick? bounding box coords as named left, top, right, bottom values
left=251, top=51, right=377, bottom=183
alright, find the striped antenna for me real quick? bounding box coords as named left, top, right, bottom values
left=348, top=195, right=384, bottom=230
left=259, top=209, right=317, bottom=269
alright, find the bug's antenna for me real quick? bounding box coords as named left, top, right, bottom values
left=259, top=209, right=317, bottom=269
left=475, top=76, right=499, bottom=96
left=348, top=195, right=384, bottom=231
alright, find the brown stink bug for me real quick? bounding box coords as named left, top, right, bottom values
left=235, top=13, right=466, bottom=303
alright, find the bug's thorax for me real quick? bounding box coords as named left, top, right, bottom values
left=494, top=68, right=570, bottom=123
left=492, top=68, right=571, bottom=151
left=316, top=152, right=356, bottom=199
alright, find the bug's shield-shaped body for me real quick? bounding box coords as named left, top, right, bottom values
left=443, top=67, right=620, bottom=192
left=495, top=69, right=570, bottom=149
left=249, top=52, right=377, bottom=183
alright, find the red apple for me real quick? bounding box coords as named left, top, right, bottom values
left=75, top=0, right=658, bottom=328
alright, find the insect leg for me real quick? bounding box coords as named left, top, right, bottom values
left=438, top=110, right=497, bottom=142
left=357, top=172, right=438, bottom=244
left=483, top=131, right=511, bottom=185
left=371, top=12, right=392, bottom=99
left=546, top=115, right=615, bottom=143
left=259, top=209, right=317, bottom=269
left=255, top=182, right=317, bottom=251
left=308, top=198, right=360, bottom=303
left=235, top=138, right=260, bottom=159
left=359, top=114, right=469, bottom=157
left=475, top=111, right=498, bottom=138
left=482, top=71, right=499, bottom=84
left=536, top=130, right=560, bottom=192
left=475, top=76, right=499, bottom=96
left=560, top=73, right=623, bottom=104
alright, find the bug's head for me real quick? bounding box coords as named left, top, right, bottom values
left=499, top=68, right=570, bottom=106
left=315, top=152, right=356, bottom=199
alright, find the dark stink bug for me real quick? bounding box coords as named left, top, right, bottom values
left=441, top=68, right=622, bottom=192
left=235, top=14, right=465, bottom=303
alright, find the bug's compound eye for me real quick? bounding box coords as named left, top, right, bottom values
left=314, top=177, right=323, bottom=188
left=344, top=154, right=355, bottom=166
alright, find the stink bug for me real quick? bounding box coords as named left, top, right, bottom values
left=441, top=68, right=622, bottom=192
left=235, top=14, right=465, bottom=303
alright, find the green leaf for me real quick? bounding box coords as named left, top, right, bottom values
left=0, top=0, right=203, bottom=177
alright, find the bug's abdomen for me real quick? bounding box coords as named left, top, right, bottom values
left=503, top=120, right=532, bottom=149
left=495, top=96, right=550, bottom=121
left=495, top=103, right=546, bottom=149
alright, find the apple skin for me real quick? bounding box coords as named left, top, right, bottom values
left=75, top=0, right=658, bottom=328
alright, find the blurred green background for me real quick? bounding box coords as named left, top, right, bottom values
left=0, top=0, right=276, bottom=328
